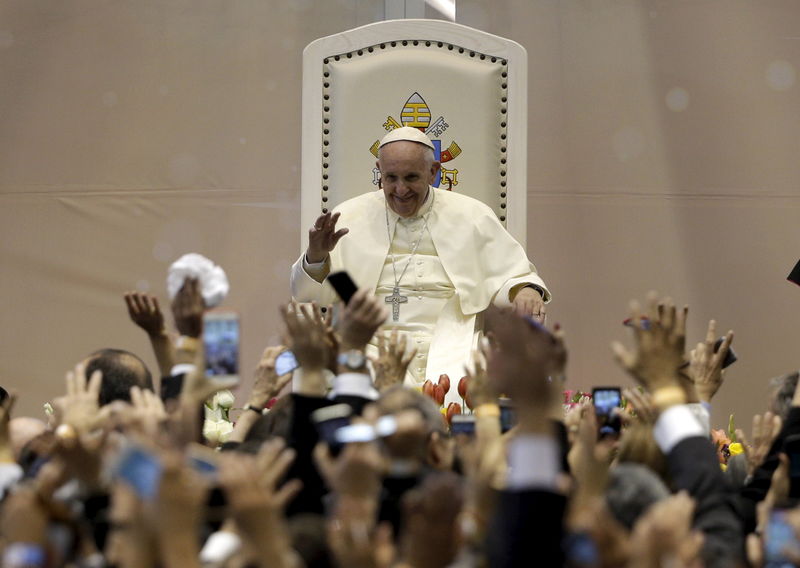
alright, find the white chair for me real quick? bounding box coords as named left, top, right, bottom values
left=300, top=18, right=529, bottom=249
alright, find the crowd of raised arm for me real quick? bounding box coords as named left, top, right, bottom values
left=3, top=283, right=800, bottom=568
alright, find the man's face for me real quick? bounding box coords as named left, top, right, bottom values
left=377, top=141, right=441, bottom=218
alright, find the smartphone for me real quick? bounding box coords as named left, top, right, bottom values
left=311, top=404, right=353, bottom=454
left=713, top=337, right=738, bottom=369
left=499, top=398, right=516, bottom=433
left=335, top=423, right=377, bottom=444
left=788, top=259, right=800, bottom=287
left=593, top=387, right=622, bottom=437
left=203, top=311, right=240, bottom=381
left=275, top=350, right=299, bottom=376
left=113, top=443, right=163, bottom=500
left=327, top=271, right=358, bottom=304
left=765, top=509, right=800, bottom=566
left=450, top=414, right=476, bottom=436
left=334, top=415, right=398, bottom=444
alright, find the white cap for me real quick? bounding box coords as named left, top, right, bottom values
left=166, top=253, right=229, bottom=308
left=378, top=126, right=435, bottom=150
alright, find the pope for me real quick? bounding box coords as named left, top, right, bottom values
left=290, top=126, right=551, bottom=405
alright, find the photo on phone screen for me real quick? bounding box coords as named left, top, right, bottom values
left=451, top=415, right=476, bottom=436
left=203, top=311, right=239, bottom=380
left=593, top=387, right=622, bottom=437
left=113, top=444, right=163, bottom=500
left=498, top=398, right=516, bottom=433
left=311, top=404, right=353, bottom=455
left=765, top=509, right=800, bottom=565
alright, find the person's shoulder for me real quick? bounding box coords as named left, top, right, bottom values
left=332, top=190, right=383, bottom=214
left=435, top=188, right=496, bottom=217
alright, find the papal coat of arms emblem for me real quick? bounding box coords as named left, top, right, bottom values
left=370, top=92, right=462, bottom=189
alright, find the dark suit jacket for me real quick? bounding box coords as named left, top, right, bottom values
left=667, top=436, right=744, bottom=567
left=486, top=489, right=567, bottom=567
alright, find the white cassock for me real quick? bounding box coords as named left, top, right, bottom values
left=290, top=187, right=551, bottom=406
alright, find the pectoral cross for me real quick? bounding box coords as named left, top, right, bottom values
left=385, top=287, right=408, bottom=322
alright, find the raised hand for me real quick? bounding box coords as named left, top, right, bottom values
left=124, top=292, right=166, bottom=337
left=484, top=306, right=565, bottom=432
left=281, top=301, right=334, bottom=372
left=611, top=293, right=687, bottom=393
left=337, top=288, right=388, bottom=351
left=622, top=387, right=657, bottom=425
left=736, top=412, right=783, bottom=478
left=307, top=211, right=349, bottom=263
left=372, top=330, right=415, bottom=391
left=128, top=386, right=168, bottom=438
left=688, top=319, right=734, bottom=403
left=628, top=491, right=703, bottom=568
left=463, top=340, right=494, bottom=408
left=153, top=450, right=209, bottom=568
left=249, top=345, right=293, bottom=408
left=0, top=391, right=16, bottom=463
left=219, top=439, right=302, bottom=567
left=54, top=363, right=103, bottom=436
left=171, top=277, right=205, bottom=338
left=179, top=340, right=238, bottom=408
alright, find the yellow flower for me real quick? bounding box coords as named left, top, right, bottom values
left=729, top=442, right=744, bottom=457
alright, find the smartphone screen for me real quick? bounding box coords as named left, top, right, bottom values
left=765, top=509, right=800, bottom=566
left=327, top=271, right=358, bottom=304
left=593, top=387, right=622, bottom=437
left=114, top=444, right=163, bottom=500
left=311, top=404, right=352, bottom=455
left=499, top=398, right=516, bottom=433
left=203, top=312, right=239, bottom=380
left=275, top=350, right=299, bottom=376
left=450, top=415, right=476, bottom=436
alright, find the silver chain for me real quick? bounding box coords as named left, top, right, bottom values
left=384, top=189, right=435, bottom=289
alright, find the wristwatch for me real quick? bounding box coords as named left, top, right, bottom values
left=337, top=349, right=367, bottom=370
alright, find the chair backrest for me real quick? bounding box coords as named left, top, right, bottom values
left=300, top=18, right=528, bottom=249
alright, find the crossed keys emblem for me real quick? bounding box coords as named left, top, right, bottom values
left=370, top=92, right=461, bottom=190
